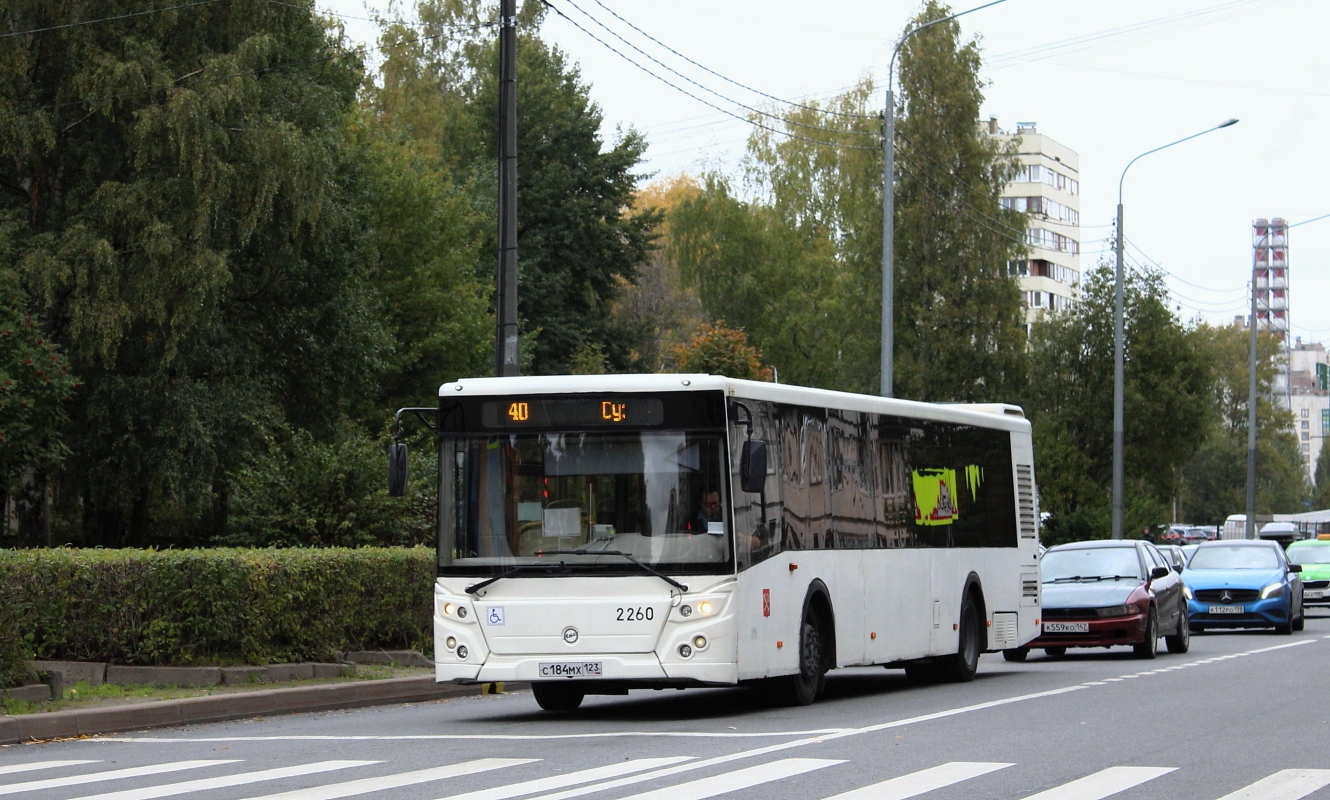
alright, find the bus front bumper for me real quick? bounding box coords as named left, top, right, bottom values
left=438, top=655, right=738, bottom=686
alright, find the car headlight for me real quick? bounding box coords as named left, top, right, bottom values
left=1182, top=585, right=1193, bottom=600
left=1096, top=605, right=1130, bottom=618
left=1260, top=582, right=1285, bottom=600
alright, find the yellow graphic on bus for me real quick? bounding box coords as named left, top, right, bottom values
left=965, top=464, right=983, bottom=500
left=913, top=468, right=958, bottom=526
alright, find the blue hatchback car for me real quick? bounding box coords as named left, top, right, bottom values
left=1185, top=540, right=1304, bottom=634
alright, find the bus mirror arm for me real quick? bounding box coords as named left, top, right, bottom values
left=388, top=406, right=439, bottom=497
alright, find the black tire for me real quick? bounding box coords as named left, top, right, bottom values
left=1165, top=600, right=1191, bottom=654
left=1043, top=646, right=1067, bottom=657
left=1133, top=607, right=1158, bottom=659
left=937, top=594, right=982, bottom=682
left=1275, top=600, right=1294, bottom=634
left=767, top=616, right=823, bottom=706
left=1002, top=647, right=1030, bottom=662
left=532, top=682, right=585, bottom=712
left=1293, top=606, right=1305, bottom=632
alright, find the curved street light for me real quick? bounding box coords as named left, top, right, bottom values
left=1112, top=118, right=1239, bottom=539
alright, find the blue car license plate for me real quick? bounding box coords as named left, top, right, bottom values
left=1207, top=605, right=1244, bottom=614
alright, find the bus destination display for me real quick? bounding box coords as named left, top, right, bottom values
left=481, top=397, right=665, bottom=429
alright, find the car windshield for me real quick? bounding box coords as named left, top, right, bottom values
left=1041, top=547, right=1142, bottom=582
left=1188, top=545, right=1281, bottom=570
left=1287, top=544, right=1330, bottom=565
left=439, top=431, right=732, bottom=574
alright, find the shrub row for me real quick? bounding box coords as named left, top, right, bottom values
left=0, top=547, right=435, bottom=678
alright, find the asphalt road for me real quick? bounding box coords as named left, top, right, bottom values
left=5, top=609, right=1330, bottom=800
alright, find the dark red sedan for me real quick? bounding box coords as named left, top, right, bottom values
left=1005, top=539, right=1190, bottom=661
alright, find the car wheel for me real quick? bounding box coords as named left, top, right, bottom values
left=937, top=593, right=982, bottom=683
left=1043, top=646, right=1067, bottom=657
left=1002, top=647, right=1030, bottom=662
left=1293, top=605, right=1305, bottom=632
left=532, top=682, right=585, bottom=712
left=1133, top=606, right=1158, bottom=659
left=1165, top=599, right=1191, bottom=654
left=767, top=614, right=823, bottom=706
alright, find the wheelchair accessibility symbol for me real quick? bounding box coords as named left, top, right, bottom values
left=486, top=607, right=505, bottom=626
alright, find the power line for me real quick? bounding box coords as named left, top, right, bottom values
left=895, top=158, right=1030, bottom=250
left=1, top=0, right=220, bottom=38
left=894, top=149, right=1029, bottom=241
left=541, top=0, right=877, bottom=152
left=558, top=0, right=877, bottom=140
left=585, top=0, right=877, bottom=121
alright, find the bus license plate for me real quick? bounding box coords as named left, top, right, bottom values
left=1208, top=605, right=1244, bottom=614
left=538, top=661, right=602, bottom=678
left=1304, top=590, right=1324, bottom=599
left=1043, top=622, right=1088, bottom=633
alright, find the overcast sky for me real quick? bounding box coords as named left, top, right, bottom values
left=324, top=0, right=1330, bottom=341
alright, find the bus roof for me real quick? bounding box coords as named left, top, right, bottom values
left=440, top=374, right=1030, bottom=433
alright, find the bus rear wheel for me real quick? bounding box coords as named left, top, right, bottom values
left=937, top=593, right=982, bottom=682
left=767, top=616, right=823, bottom=706
left=532, top=682, right=585, bottom=712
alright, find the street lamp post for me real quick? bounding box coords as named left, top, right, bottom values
left=1112, top=118, right=1238, bottom=539
left=881, top=0, right=1005, bottom=398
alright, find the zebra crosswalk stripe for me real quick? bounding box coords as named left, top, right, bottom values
left=64, top=760, right=381, bottom=800
left=614, top=758, right=844, bottom=800
left=432, top=757, right=696, bottom=800
left=235, top=758, right=537, bottom=800
left=1020, top=767, right=1176, bottom=800
left=1213, top=769, right=1330, bottom=800
left=0, top=760, right=237, bottom=796
left=821, top=761, right=1014, bottom=800
left=0, top=760, right=100, bottom=777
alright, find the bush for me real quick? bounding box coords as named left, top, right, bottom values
left=0, top=547, right=435, bottom=666
left=222, top=423, right=435, bottom=548
left=0, top=578, right=33, bottom=688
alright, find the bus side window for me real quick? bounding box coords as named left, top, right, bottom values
left=733, top=401, right=782, bottom=569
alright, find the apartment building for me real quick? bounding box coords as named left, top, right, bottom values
left=987, top=120, right=1082, bottom=326
left=1288, top=339, right=1330, bottom=483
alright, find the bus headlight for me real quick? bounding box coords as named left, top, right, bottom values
left=692, top=635, right=707, bottom=650
left=678, top=644, right=692, bottom=658
left=679, top=605, right=692, bottom=617
left=457, top=645, right=469, bottom=660
left=445, top=637, right=457, bottom=650
left=443, top=602, right=455, bottom=617
left=698, top=601, right=715, bottom=615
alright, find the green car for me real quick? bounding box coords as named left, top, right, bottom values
left=1286, top=537, right=1330, bottom=606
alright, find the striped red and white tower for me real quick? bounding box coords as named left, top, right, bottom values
left=1253, top=218, right=1289, bottom=340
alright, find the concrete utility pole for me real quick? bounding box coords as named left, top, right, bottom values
left=1246, top=249, right=1259, bottom=539
left=880, top=0, right=1006, bottom=398
left=495, top=0, right=519, bottom=377
left=1111, top=118, right=1238, bottom=539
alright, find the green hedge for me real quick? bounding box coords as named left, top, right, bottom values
left=0, top=547, right=435, bottom=673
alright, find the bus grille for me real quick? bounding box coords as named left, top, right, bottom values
left=1016, top=464, right=1037, bottom=539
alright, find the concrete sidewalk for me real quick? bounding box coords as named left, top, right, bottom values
left=0, top=676, right=526, bottom=745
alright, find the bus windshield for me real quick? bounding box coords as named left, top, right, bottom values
left=439, top=431, right=732, bottom=575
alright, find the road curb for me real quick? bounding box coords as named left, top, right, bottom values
left=0, top=677, right=527, bottom=745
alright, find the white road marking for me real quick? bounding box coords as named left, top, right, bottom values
left=0, top=760, right=236, bottom=796
left=88, top=640, right=1321, bottom=748
left=1214, top=769, right=1330, bottom=800
left=65, top=761, right=380, bottom=800
left=0, top=760, right=99, bottom=776
left=1021, top=767, right=1175, bottom=800
left=614, top=758, right=842, bottom=800
left=235, top=759, right=536, bottom=800
left=431, top=758, right=695, bottom=800
left=820, top=761, right=1012, bottom=800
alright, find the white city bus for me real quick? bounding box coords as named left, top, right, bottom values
left=418, top=374, right=1041, bottom=710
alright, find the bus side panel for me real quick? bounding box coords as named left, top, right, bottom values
left=735, top=555, right=802, bottom=680
left=1009, top=428, right=1041, bottom=648
left=863, top=550, right=933, bottom=663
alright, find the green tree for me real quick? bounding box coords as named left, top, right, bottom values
left=1178, top=325, right=1307, bottom=522
left=0, top=0, right=389, bottom=544
left=1029, top=265, right=1212, bottom=543
left=371, top=0, right=655, bottom=376
left=892, top=0, right=1028, bottom=402
left=1315, top=435, right=1330, bottom=509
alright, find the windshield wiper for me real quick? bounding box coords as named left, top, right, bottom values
left=534, top=549, right=689, bottom=593
left=465, top=562, right=568, bottom=595
left=1084, top=574, right=1140, bottom=582
left=1045, top=576, right=1086, bottom=583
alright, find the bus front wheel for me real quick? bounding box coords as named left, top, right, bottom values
left=767, top=616, right=823, bottom=706
left=532, top=682, right=585, bottom=712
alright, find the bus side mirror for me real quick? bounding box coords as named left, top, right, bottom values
left=388, top=442, right=409, bottom=497
left=740, top=440, right=767, bottom=493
